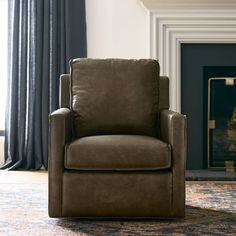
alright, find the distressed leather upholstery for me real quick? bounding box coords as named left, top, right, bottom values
left=49, top=59, right=186, bottom=218
left=70, top=59, right=159, bottom=137
left=65, top=135, right=171, bottom=171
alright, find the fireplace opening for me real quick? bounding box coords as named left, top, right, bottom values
left=204, top=67, right=236, bottom=171
left=181, top=44, right=236, bottom=170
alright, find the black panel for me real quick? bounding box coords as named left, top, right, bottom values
left=181, top=44, right=236, bottom=170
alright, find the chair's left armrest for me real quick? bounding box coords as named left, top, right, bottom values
left=160, top=110, right=187, bottom=156
left=160, top=109, right=187, bottom=217
left=48, top=108, right=72, bottom=217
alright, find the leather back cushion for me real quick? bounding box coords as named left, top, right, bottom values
left=70, top=59, right=160, bottom=137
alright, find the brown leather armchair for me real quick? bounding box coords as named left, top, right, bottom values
left=48, top=59, right=186, bottom=218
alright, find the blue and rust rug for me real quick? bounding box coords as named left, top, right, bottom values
left=0, top=181, right=236, bottom=235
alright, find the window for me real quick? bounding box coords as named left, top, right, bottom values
left=0, top=0, right=8, bottom=132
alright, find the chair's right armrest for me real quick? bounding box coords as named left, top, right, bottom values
left=48, top=108, right=72, bottom=217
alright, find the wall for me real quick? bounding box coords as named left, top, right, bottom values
left=86, top=0, right=149, bottom=58
left=0, top=137, right=4, bottom=166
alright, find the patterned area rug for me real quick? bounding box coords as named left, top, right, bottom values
left=0, top=180, right=236, bottom=235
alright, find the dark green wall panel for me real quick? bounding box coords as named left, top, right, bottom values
left=181, top=44, right=236, bottom=169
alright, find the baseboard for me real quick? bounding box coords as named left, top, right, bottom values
left=186, top=169, right=236, bottom=181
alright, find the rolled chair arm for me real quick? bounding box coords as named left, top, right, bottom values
left=48, top=108, right=72, bottom=217
left=160, top=109, right=187, bottom=217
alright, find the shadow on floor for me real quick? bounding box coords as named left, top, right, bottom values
left=54, top=206, right=236, bottom=235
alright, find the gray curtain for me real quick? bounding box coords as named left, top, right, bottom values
left=2, top=0, right=86, bottom=170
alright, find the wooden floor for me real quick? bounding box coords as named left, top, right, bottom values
left=0, top=170, right=235, bottom=185
left=0, top=170, right=48, bottom=184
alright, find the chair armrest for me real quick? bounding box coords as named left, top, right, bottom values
left=160, top=109, right=187, bottom=217
left=160, top=110, right=186, bottom=153
left=48, top=108, right=72, bottom=217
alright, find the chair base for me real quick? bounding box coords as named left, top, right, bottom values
left=49, top=170, right=185, bottom=218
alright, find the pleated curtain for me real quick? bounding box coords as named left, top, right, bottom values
left=2, top=0, right=87, bottom=170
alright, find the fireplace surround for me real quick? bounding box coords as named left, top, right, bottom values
left=140, top=0, right=236, bottom=112
left=140, top=0, right=236, bottom=170
left=181, top=44, right=236, bottom=170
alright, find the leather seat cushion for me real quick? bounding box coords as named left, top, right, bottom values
left=65, top=135, right=171, bottom=171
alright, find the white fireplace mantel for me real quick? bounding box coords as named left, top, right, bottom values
left=140, top=0, right=236, bottom=10
left=140, top=0, right=236, bottom=112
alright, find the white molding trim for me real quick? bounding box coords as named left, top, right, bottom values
left=148, top=9, right=236, bottom=112
left=140, top=0, right=236, bottom=11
